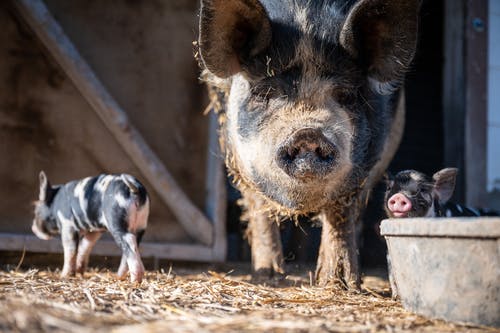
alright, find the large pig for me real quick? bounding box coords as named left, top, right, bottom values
left=198, top=0, right=421, bottom=288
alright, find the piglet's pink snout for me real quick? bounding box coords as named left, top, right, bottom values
left=388, top=193, right=412, bottom=213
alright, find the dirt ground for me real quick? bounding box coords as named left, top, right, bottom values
left=0, top=261, right=497, bottom=333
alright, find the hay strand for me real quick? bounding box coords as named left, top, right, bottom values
left=0, top=267, right=493, bottom=332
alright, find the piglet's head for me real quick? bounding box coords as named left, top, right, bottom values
left=32, top=171, right=59, bottom=240
left=384, top=168, right=458, bottom=218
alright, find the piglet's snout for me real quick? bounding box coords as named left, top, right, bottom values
left=388, top=193, right=412, bottom=214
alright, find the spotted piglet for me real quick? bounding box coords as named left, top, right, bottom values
left=385, top=168, right=498, bottom=218
left=32, top=171, right=149, bottom=282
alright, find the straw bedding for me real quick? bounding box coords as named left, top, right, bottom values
left=0, top=265, right=495, bottom=333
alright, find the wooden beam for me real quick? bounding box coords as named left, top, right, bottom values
left=0, top=233, right=215, bottom=262
left=13, top=0, right=213, bottom=245
left=204, top=112, right=227, bottom=262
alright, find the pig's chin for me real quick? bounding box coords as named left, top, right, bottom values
left=251, top=174, right=336, bottom=213
left=390, top=211, right=409, bottom=218
left=272, top=190, right=329, bottom=213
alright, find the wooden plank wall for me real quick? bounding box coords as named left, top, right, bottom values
left=0, top=0, right=226, bottom=261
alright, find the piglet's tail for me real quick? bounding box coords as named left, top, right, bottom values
left=120, top=174, right=139, bottom=194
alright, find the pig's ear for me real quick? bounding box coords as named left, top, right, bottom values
left=340, top=0, right=421, bottom=94
left=198, top=0, right=271, bottom=78
left=39, top=171, right=50, bottom=202
left=432, top=168, right=458, bottom=203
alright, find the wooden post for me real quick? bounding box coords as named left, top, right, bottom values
left=465, top=0, right=488, bottom=206
left=443, top=0, right=466, bottom=203
left=13, top=0, right=214, bottom=245
left=205, top=112, right=227, bottom=261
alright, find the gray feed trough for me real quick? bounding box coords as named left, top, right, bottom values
left=380, top=218, right=500, bottom=328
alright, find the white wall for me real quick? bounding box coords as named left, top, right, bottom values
left=488, top=0, right=500, bottom=192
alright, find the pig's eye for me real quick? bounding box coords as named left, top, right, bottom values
left=250, top=84, right=283, bottom=106
left=421, top=192, right=432, bottom=202
left=332, top=88, right=356, bottom=106
left=251, top=90, right=272, bottom=106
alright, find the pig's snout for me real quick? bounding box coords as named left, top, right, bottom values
left=276, top=128, right=336, bottom=180
left=387, top=193, right=412, bottom=217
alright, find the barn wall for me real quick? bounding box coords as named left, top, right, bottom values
left=0, top=0, right=208, bottom=243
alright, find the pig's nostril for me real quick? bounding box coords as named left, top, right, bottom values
left=315, top=147, right=326, bottom=160
left=316, top=146, right=335, bottom=162
left=288, top=147, right=299, bottom=159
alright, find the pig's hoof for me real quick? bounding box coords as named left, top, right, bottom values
left=315, top=268, right=360, bottom=290
left=129, top=274, right=143, bottom=284
left=251, top=268, right=285, bottom=284
left=75, top=266, right=86, bottom=276
left=60, top=271, right=76, bottom=279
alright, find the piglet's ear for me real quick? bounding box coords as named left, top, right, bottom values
left=198, top=0, right=271, bottom=78
left=432, top=168, right=458, bottom=203
left=39, top=171, right=49, bottom=201
left=340, top=0, right=421, bottom=94
left=383, top=172, right=394, bottom=189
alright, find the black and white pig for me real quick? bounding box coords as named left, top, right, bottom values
left=32, top=171, right=149, bottom=282
left=385, top=168, right=499, bottom=218
left=198, top=0, right=421, bottom=288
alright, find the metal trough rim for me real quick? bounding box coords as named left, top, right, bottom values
left=380, top=218, right=500, bottom=238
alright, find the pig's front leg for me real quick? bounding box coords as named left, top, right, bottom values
left=76, top=232, right=102, bottom=275
left=60, top=227, right=79, bottom=278
left=315, top=207, right=360, bottom=289
left=243, top=192, right=284, bottom=279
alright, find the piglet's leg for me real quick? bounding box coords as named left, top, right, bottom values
left=76, top=232, right=102, bottom=275
left=61, top=228, right=79, bottom=278
left=113, top=232, right=145, bottom=283
left=117, top=229, right=145, bottom=279
left=117, top=254, right=128, bottom=280
left=124, top=233, right=145, bottom=283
